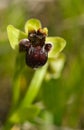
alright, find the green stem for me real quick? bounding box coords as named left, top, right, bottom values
left=21, top=64, right=48, bottom=108
left=9, top=64, right=48, bottom=123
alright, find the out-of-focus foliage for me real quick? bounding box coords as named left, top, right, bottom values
left=0, top=0, right=84, bottom=129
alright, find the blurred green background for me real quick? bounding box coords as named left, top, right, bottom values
left=0, top=0, right=84, bottom=129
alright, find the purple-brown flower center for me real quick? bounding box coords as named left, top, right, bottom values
left=19, top=29, right=52, bottom=68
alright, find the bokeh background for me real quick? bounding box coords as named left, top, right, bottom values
left=0, top=0, right=84, bottom=129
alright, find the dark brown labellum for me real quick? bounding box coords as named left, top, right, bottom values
left=19, top=29, right=52, bottom=68
left=26, top=45, right=48, bottom=68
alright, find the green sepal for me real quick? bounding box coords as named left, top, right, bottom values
left=25, top=18, right=42, bottom=33
left=46, top=37, right=66, bottom=58
left=7, top=25, right=27, bottom=49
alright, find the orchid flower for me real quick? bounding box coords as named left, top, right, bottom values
left=6, top=19, right=66, bottom=124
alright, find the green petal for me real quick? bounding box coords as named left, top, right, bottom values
left=25, top=18, right=42, bottom=33
left=46, top=37, right=66, bottom=58
left=7, top=25, right=27, bottom=49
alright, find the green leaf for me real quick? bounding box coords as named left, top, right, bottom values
left=46, top=37, right=66, bottom=58
left=7, top=25, right=27, bottom=49
left=25, top=18, right=42, bottom=33
left=10, top=105, right=40, bottom=123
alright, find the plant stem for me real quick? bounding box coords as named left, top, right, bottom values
left=7, top=64, right=48, bottom=124
left=20, top=63, right=48, bottom=108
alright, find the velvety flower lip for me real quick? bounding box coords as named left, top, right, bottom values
left=7, top=18, right=66, bottom=69
left=19, top=27, right=52, bottom=68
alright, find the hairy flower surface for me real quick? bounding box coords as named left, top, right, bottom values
left=19, top=29, right=52, bottom=68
